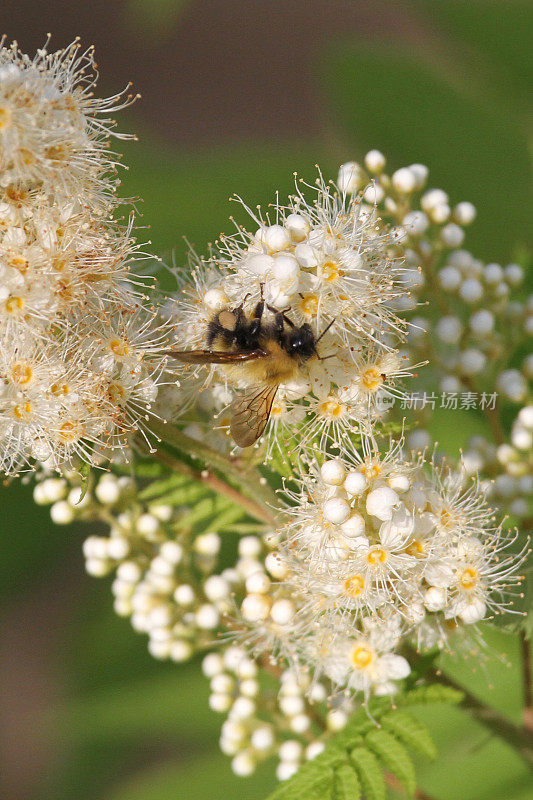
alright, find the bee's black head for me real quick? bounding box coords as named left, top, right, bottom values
left=286, top=323, right=317, bottom=360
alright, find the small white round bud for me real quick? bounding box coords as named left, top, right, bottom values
left=363, top=183, right=385, bottom=204
left=469, top=309, right=494, bottom=336
left=245, top=571, right=271, bottom=594
left=441, top=223, right=464, bottom=248
left=251, top=725, right=274, bottom=751
left=204, top=575, right=230, bottom=601
left=240, top=679, right=259, bottom=698
left=438, top=265, right=462, bottom=291
left=424, top=586, right=447, bottom=612
left=194, top=532, right=220, bottom=556
left=459, top=597, right=486, bottom=624
left=107, top=536, right=130, bottom=560
left=340, top=513, right=366, bottom=539
left=279, top=695, right=305, bottom=717
left=270, top=599, right=295, bottom=625
left=484, top=263, right=503, bottom=284
left=276, top=762, right=299, bottom=781
left=306, top=741, right=326, bottom=760
left=343, top=471, right=367, bottom=496
left=174, top=584, right=195, bottom=606
left=170, top=640, right=193, bottom=662
left=421, top=188, right=448, bottom=211
left=308, top=683, right=327, bottom=703
left=402, top=210, right=429, bottom=236
left=518, top=406, right=533, bottom=429
left=279, top=740, right=303, bottom=761
left=196, top=604, right=220, bottom=630
left=222, top=719, right=247, bottom=742
left=236, top=658, right=258, bottom=679
left=320, top=459, right=346, bottom=485
left=453, top=201, right=476, bottom=225
left=440, top=375, right=461, bottom=393
left=272, top=253, right=300, bottom=283
left=366, top=487, right=399, bottom=521
left=67, top=487, right=89, bottom=508
left=388, top=474, right=410, bottom=493
left=159, top=541, right=184, bottom=564
left=50, top=500, right=75, bottom=525
left=337, top=161, right=364, bottom=193
left=211, top=673, right=234, bottom=694
left=408, top=163, right=429, bottom=188
left=95, top=476, right=121, bottom=505
left=264, top=224, right=291, bottom=252
left=327, top=709, right=348, bottom=731
left=323, top=497, right=351, bottom=525
left=231, top=696, right=256, bottom=720
left=136, top=513, right=160, bottom=537
left=150, top=555, right=174, bottom=577
left=459, top=278, right=483, bottom=304
left=436, top=316, right=462, bottom=344
left=209, top=692, right=232, bottom=713
left=241, top=593, right=271, bottom=622
left=202, top=652, right=225, bottom=677
left=392, top=167, right=416, bottom=193
left=85, top=557, right=111, bottom=577
left=496, top=370, right=527, bottom=402
left=265, top=552, right=289, bottom=579
left=285, top=213, right=310, bottom=242
left=148, top=639, right=172, bottom=660
left=238, top=536, right=262, bottom=557
left=364, top=149, right=386, bottom=173
left=429, top=203, right=451, bottom=224
left=504, top=263, right=523, bottom=286
left=459, top=348, right=487, bottom=375
left=149, top=505, right=173, bottom=522
left=246, top=253, right=275, bottom=276
left=290, top=713, right=311, bottom=733
left=203, top=287, right=229, bottom=311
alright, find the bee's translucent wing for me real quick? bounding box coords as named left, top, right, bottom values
left=230, top=385, right=279, bottom=447
left=166, top=349, right=266, bottom=364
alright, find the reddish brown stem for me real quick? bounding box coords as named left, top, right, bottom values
left=152, top=446, right=276, bottom=526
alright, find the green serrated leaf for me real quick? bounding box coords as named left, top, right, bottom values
left=381, top=711, right=437, bottom=760
left=209, top=504, right=247, bottom=531
left=150, top=481, right=209, bottom=507
left=266, top=765, right=334, bottom=800
left=350, top=747, right=386, bottom=800
left=334, top=763, right=361, bottom=800
left=116, top=459, right=164, bottom=479
left=138, top=473, right=189, bottom=501
left=401, top=684, right=464, bottom=707
left=366, top=728, right=416, bottom=797
left=183, top=495, right=234, bottom=528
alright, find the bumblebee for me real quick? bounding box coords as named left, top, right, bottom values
left=169, top=294, right=332, bottom=447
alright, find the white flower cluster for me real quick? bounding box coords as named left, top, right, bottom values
left=235, top=444, right=528, bottom=699
left=167, top=169, right=420, bottom=450
left=34, top=469, right=248, bottom=660
left=204, top=649, right=331, bottom=780
left=0, top=39, right=169, bottom=474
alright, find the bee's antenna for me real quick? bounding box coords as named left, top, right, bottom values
left=316, top=318, right=335, bottom=343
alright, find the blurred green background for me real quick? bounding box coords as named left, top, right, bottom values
left=1, top=1, right=532, bottom=799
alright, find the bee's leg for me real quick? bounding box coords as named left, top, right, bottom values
left=247, top=294, right=265, bottom=338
